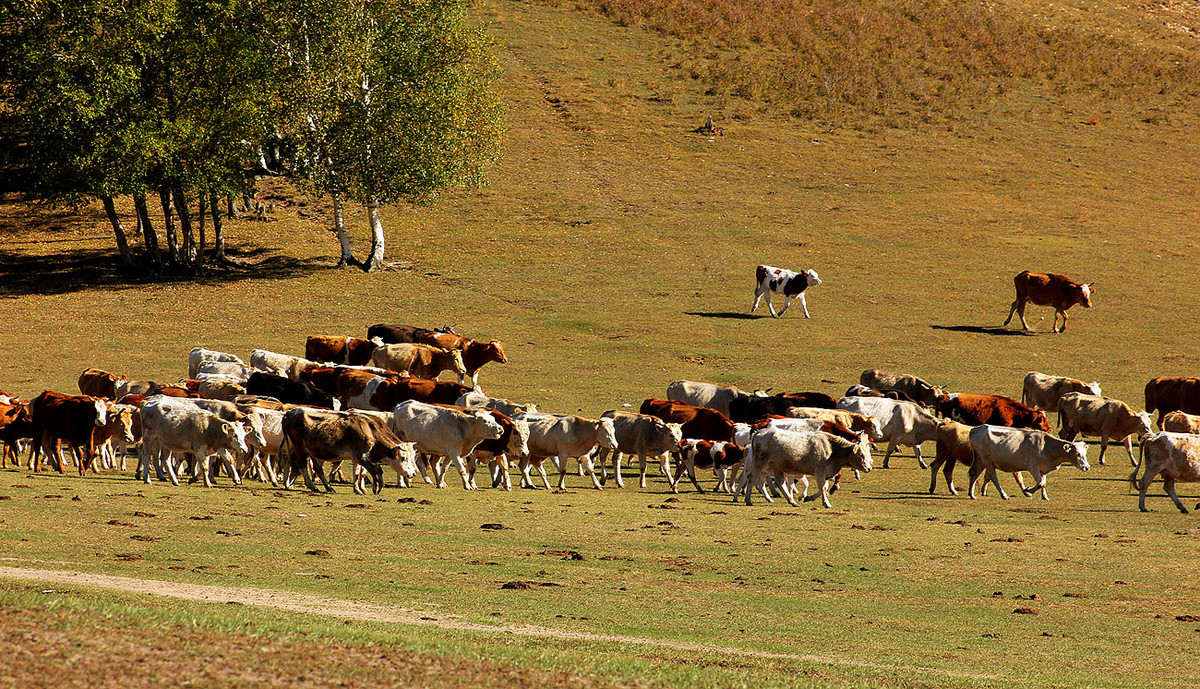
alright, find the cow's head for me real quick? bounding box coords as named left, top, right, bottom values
left=392, top=441, right=419, bottom=479
left=220, top=419, right=250, bottom=455
left=1067, top=440, right=1090, bottom=471
left=864, top=415, right=885, bottom=442
left=1086, top=381, right=1103, bottom=397
left=487, top=341, right=507, bottom=364
left=111, top=404, right=136, bottom=444
left=1134, top=411, right=1154, bottom=439
left=241, top=411, right=268, bottom=450
left=507, top=417, right=531, bottom=458
left=806, top=269, right=822, bottom=286
left=1079, top=283, right=1094, bottom=308
left=91, top=398, right=108, bottom=427
left=851, top=436, right=873, bottom=473
left=1032, top=410, right=1053, bottom=433
left=664, top=422, right=683, bottom=446
left=595, top=417, right=619, bottom=450
left=448, top=349, right=468, bottom=383
left=471, top=411, right=504, bottom=440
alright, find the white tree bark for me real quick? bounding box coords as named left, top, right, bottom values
left=364, top=197, right=385, bottom=272
left=332, top=189, right=355, bottom=267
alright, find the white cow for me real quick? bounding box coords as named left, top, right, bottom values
left=735, top=428, right=872, bottom=507
left=1130, top=432, right=1200, bottom=513
left=1022, top=372, right=1102, bottom=416
left=967, top=425, right=1089, bottom=500
left=139, top=400, right=249, bottom=487
left=456, top=391, right=538, bottom=416
left=595, top=411, right=683, bottom=488
left=837, top=397, right=939, bottom=468
left=188, top=347, right=244, bottom=379
left=390, top=400, right=503, bottom=490
left=1057, top=392, right=1152, bottom=466
left=515, top=413, right=618, bottom=490
left=666, top=381, right=761, bottom=418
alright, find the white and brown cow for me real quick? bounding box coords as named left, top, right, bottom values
left=595, top=410, right=683, bottom=489
left=751, top=264, right=822, bottom=318
left=1057, top=392, right=1153, bottom=466
left=673, top=439, right=746, bottom=493
left=1130, top=432, right=1200, bottom=513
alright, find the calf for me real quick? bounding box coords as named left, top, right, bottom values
left=673, top=439, right=745, bottom=493
left=390, top=400, right=503, bottom=490
left=371, top=344, right=467, bottom=383
left=366, top=324, right=452, bottom=343
left=729, top=394, right=819, bottom=423
left=595, top=410, right=683, bottom=489
left=78, top=367, right=127, bottom=400
left=1022, top=372, right=1101, bottom=415
left=1003, top=271, right=1093, bottom=333
left=937, top=393, right=1051, bottom=432
left=737, top=429, right=872, bottom=507
left=751, top=264, right=822, bottom=318
left=91, top=403, right=136, bottom=471
left=29, top=391, right=108, bottom=474
left=777, top=391, right=839, bottom=409
left=1057, top=392, right=1153, bottom=466
left=246, top=372, right=338, bottom=409
left=198, top=378, right=246, bottom=401
left=1162, top=411, right=1200, bottom=434
left=305, top=335, right=380, bottom=366
left=1130, top=432, right=1200, bottom=513
left=515, top=413, right=618, bottom=490
left=967, top=425, right=1089, bottom=500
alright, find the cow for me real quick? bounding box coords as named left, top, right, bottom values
left=673, top=440, right=746, bottom=493
left=246, top=372, right=338, bottom=409
left=281, top=408, right=416, bottom=494
left=351, top=377, right=472, bottom=411
left=1145, top=377, right=1200, bottom=426
left=28, top=391, right=108, bottom=474
left=414, top=332, right=506, bottom=386
left=91, top=403, right=136, bottom=471
left=926, top=419, right=1027, bottom=496
left=78, top=367, right=127, bottom=400
left=777, top=391, right=839, bottom=409
left=366, top=324, right=448, bottom=344
left=639, top=399, right=746, bottom=444
left=514, top=413, right=618, bottom=490
left=594, top=411, right=683, bottom=489
left=785, top=406, right=884, bottom=441
left=937, top=393, right=1051, bottom=432
left=1003, top=271, right=1094, bottom=333
left=431, top=406, right=529, bottom=491
left=197, top=378, right=246, bottom=401
left=1021, top=372, right=1101, bottom=416
left=370, top=344, right=467, bottom=383
left=967, top=425, right=1090, bottom=500
left=0, top=403, right=34, bottom=468
left=248, top=349, right=319, bottom=380
left=388, top=400, right=504, bottom=490
left=728, top=394, right=824, bottom=424
left=1130, top=432, right=1200, bottom=513
left=145, top=397, right=268, bottom=483
left=1162, top=411, right=1200, bottom=434
left=733, top=415, right=860, bottom=447
left=138, top=400, right=249, bottom=486
left=305, top=335, right=381, bottom=366
left=1057, top=392, right=1153, bottom=466
left=121, top=381, right=163, bottom=397
left=155, top=385, right=203, bottom=399
left=751, top=264, right=822, bottom=318
left=197, top=360, right=256, bottom=382
left=666, top=381, right=762, bottom=417
left=455, top=391, right=538, bottom=416
left=858, top=370, right=944, bottom=409
left=188, top=347, right=245, bottom=379
left=837, top=397, right=940, bottom=468
left=844, top=384, right=918, bottom=405
left=736, top=429, right=872, bottom=507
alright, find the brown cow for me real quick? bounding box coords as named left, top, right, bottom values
left=937, top=393, right=1051, bottom=431
left=0, top=403, right=34, bottom=468
left=1145, top=377, right=1200, bottom=426
left=305, top=335, right=380, bottom=366
left=1003, top=271, right=1094, bottom=333
left=366, top=324, right=445, bottom=344
left=639, top=398, right=743, bottom=443
left=28, top=391, right=109, bottom=474
left=1162, top=411, right=1200, bottom=434
left=777, top=391, right=839, bottom=409
left=78, top=367, right=126, bottom=400
left=415, top=331, right=506, bottom=385
left=351, top=377, right=473, bottom=411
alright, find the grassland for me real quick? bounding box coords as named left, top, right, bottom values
left=2, top=0, right=1200, bottom=685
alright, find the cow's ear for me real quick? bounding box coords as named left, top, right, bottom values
left=1086, top=283, right=1096, bottom=293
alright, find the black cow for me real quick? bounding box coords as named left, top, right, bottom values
left=246, top=373, right=337, bottom=409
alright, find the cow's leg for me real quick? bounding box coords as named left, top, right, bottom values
left=987, top=467, right=1009, bottom=500
left=1003, top=297, right=1019, bottom=326
left=800, top=293, right=811, bottom=319
left=775, top=470, right=799, bottom=506
left=816, top=468, right=832, bottom=508
left=518, top=457, right=535, bottom=489
left=596, top=448, right=610, bottom=486
left=882, top=439, right=899, bottom=468
left=1057, top=310, right=1068, bottom=333
left=766, top=291, right=778, bottom=317
left=928, top=456, right=945, bottom=494
left=311, top=459, right=335, bottom=493
left=1096, top=434, right=1109, bottom=466
left=912, top=442, right=929, bottom=470
left=777, top=295, right=792, bottom=317
left=582, top=451, right=603, bottom=490
left=756, top=472, right=774, bottom=503
left=536, top=458, right=553, bottom=490
left=1021, top=466, right=1044, bottom=498
left=751, top=283, right=765, bottom=313
left=1125, top=436, right=1138, bottom=466
left=612, top=450, right=625, bottom=488
left=1164, top=477, right=1187, bottom=514
left=452, top=455, right=473, bottom=490
left=414, top=454, right=435, bottom=485
left=686, top=457, right=705, bottom=494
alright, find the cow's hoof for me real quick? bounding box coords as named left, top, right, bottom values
left=1140, top=507, right=1150, bottom=513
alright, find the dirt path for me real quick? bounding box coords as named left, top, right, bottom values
left=0, top=565, right=997, bottom=681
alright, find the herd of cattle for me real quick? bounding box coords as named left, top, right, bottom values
left=4, top=322, right=1200, bottom=512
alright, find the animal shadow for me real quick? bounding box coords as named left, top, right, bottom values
left=930, top=324, right=1037, bottom=337
left=685, top=311, right=770, bottom=320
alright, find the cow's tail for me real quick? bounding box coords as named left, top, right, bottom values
left=1127, top=437, right=1148, bottom=491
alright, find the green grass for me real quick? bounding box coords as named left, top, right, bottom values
left=2, top=0, right=1200, bottom=685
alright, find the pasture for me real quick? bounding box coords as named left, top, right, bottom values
left=2, top=0, right=1200, bottom=685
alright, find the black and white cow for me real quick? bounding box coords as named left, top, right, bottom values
left=751, top=264, right=821, bottom=318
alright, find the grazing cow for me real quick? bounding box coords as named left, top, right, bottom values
left=1162, top=411, right=1200, bottom=435
left=281, top=408, right=416, bottom=494
left=434, top=405, right=529, bottom=491
left=785, top=407, right=884, bottom=441
left=837, top=397, right=940, bottom=468
left=595, top=411, right=683, bottom=489
left=858, top=370, right=944, bottom=409
left=1021, top=372, right=1101, bottom=415
left=674, top=440, right=746, bottom=493
left=390, top=401, right=504, bottom=490
left=0, top=403, right=34, bottom=468
left=515, top=413, right=618, bottom=490
left=197, top=360, right=255, bottom=382
left=28, top=391, right=108, bottom=474
left=1003, top=271, right=1094, bottom=333
left=1145, top=376, right=1200, bottom=426
left=246, top=372, right=338, bottom=409
left=138, top=400, right=249, bottom=486
left=937, top=393, right=1051, bottom=432
left=926, top=419, right=1027, bottom=496
left=1057, top=392, right=1153, bottom=466
left=844, top=384, right=918, bottom=405
left=967, top=425, right=1089, bottom=500
left=666, top=381, right=761, bottom=417
left=353, top=377, right=473, bottom=411
left=728, top=394, right=817, bottom=423
left=414, top=332, right=506, bottom=386
left=78, top=367, right=127, bottom=400
left=736, top=429, right=871, bottom=507
left=370, top=344, right=467, bottom=383
left=456, top=391, right=538, bottom=416
left=751, top=264, right=822, bottom=318
left=639, top=399, right=745, bottom=443
left=305, top=335, right=381, bottom=366
left=91, top=403, right=136, bottom=471
left=777, top=391, right=839, bottom=409
left=188, top=347, right=245, bottom=379
left=1130, top=432, right=1200, bottom=513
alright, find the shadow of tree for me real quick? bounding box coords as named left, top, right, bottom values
left=0, top=244, right=337, bottom=298
left=930, top=324, right=1037, bottom=337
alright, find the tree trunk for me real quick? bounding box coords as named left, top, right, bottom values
left=100, top=195, right=134, bottom=270
left=363, top=197, right=385, bottom=272
left=210, top=193, right=227, bottom=263
left=158, top=186, right=179, bottom=266
left=197, top=194, right=207, bottom=265
left=227, top=195, right=235, bottom=218
left=332, top=190, right=356, bottom=267
left=133, top=194, right=162, bottom=271
left=171, top=182, right=198, bottom=271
